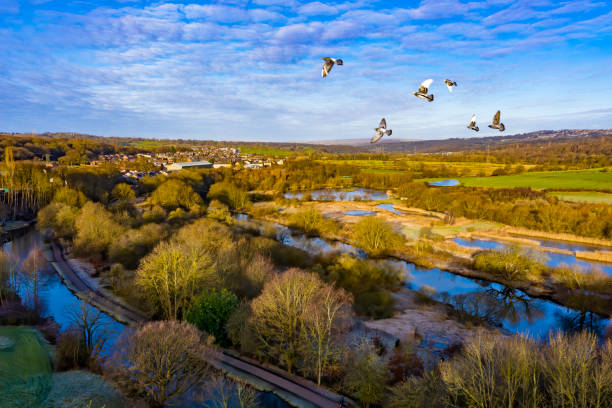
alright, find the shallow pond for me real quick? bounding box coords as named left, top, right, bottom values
left=376, top=203, right=404, bottom=215
left=237, top=215, right=609, bottom=338
left=344, top=210, right=377, bottom=216
left=454, top=238, right=612, bottom=275
left=284, top=188, right=388, bottom=201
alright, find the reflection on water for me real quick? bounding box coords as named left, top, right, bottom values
left=453, top=237, right=612, bottom=276
left=3, top=230, right=125, bottom=351
left=236, top=215, right=609, bottom=338
left=284, top=188, right=388, bottom=201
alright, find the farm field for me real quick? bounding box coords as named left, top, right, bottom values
left=437, top=168, right=612, bottom=190
left=239, top=145, right=305, bottom=156
left=321, top=159, right=533, bottom=176
left=549, top=191, right=612, bottom=204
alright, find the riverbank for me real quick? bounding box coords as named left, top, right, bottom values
left=248, top=204, right=612, bottom=317
left=44, top=240, right=146, bottom=325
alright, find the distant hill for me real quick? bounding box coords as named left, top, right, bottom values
left=358, top=129, right=612, bottom=153
left=311, top=138, right=417, bottom=146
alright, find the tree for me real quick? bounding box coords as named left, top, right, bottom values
left=303, top=284, right=352, bottom=385
left=352, top=216, right=403, bottom=256
left=73, top=201, right=124, bottom=257
left=249, top=269, right=353, bottom=378
left=136, top=241, right=216, bottom=320
left=150, top=179, right=203, bottom=210
left=343, top=342, right=388, bottom=408
left=289, top=207, right=338, bottom=236
left=207, top=182, right=251, bottom=211
left=186, top=288, right=239, bottom=345
left=108, top=321, right=211, bottom=408
left=111, top=183, right=135, bottom=203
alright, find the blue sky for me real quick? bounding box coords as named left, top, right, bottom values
left=1, top=0, right=611, bottom=142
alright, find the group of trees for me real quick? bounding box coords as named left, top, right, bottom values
left=397, top=183, right=612, bottom=239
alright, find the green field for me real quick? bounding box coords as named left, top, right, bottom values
left=0, top=326, right=53, bottom=407
left=239, top=145, right=297, bottom=156
left=549, top=191, right=612, bottom=204
left=443, top=168, right=612, bottom=190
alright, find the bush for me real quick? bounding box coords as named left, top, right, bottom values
left=343, top=341, right=388, bottom=408
left=473, top=246, right=547, bottom=281
left=111, top=183, right=135, bottom=203
left=186, top=288, right=239, bottom=345
left=142, top=205, right=167, bottom=223
left=288, top=207, right=338, bottom=237
left=37, top=203, right=79, bottom=239
left=353, top=216, right=403, bottom=256
left=52, top=187, right=88, bottom=208
left=73, top=202, right=124, bottom=258
left=439, top=330, right=612, bottom=408
left=150, top=179, right=203, bottom=210
left=207, top=199, right=233, bottom=224
left=208, top=182, right=251, bottom=211
left=108, top=223, right=166, bottom=269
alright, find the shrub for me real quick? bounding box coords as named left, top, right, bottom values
left=150, top=179, right=203, bottom=210
left=52, top=187, right=88, bottom=208
left=343, top=341, right=388, bottom=408
left=207, top=182, right=251, bottom=211
left=37, top=203, right=79, bottom=239
left=142, top=205, right=167, bottom=223
left=207, top=199, right=233, bottom=224
left=353, top=216, right=403, bottom=256
left=73, top=202, right=124, bottom=258
left=186, top=288, right=239, bottom=345
left=111, top=183, right=136, bottom=203
left=108, top=223, right=166, bottom=269
left=289, top=207, right=338, bottom=237
left=473, top=246, right=547, bottom=281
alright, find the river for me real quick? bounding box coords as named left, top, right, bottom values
left=236, top=215, right=610, bottom=339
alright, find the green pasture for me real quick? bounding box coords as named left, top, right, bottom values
left=239, top=146, right=296, bottom=156
left=426, top=168, right=612, bottom=190
left=549, top=191, right=612, bottom=204
left=0, top=326, right=53, bottom=407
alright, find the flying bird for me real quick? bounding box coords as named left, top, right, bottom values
left=413, top=79, right=434, bottom=102
left=371, top=118, right=392, bottom=144
left=488, top=110, right=505, bottom=132
left=467, top=114, right=479, bottom=132
left=321, top=57, right=343, bottom=78
left=444, top=79, right=457, bottom=92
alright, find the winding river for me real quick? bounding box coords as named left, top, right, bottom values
left=236, top=214, right=611, bottom=339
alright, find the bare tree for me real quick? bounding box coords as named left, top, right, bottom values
left=66, top=299, right=111, bottom=365
left=303, top=284, right=353, bottom=385
left=108, top=320, right=211, bottom=408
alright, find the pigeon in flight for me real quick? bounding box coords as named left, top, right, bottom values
left=467, top=114, right=479, bottom=132
left=371, top=118, right=392, bottom=144
left=321, top=57, right=343, bottom=78
left=488, top=110, right=505, bottom=132
left=444, top=79, right=457, bottom=92
left=413, top=79, right=434, bottom=102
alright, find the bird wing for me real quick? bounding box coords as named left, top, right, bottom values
left=371, top=131, right=384, bottom=144
left=492, top=110, right=500, bottom=125
left=322, top=59, right=334, bottom=77
left=378, top=118, right=387, bottom=129
left=470, top=114, right=476, bottom=126
left=419, top=79, right=433, bottom=93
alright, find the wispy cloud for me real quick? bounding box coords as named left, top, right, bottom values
left=1, top=0, right=611, bottom=140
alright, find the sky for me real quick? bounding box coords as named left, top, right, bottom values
left=1, top=0, right=612, bottom=142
